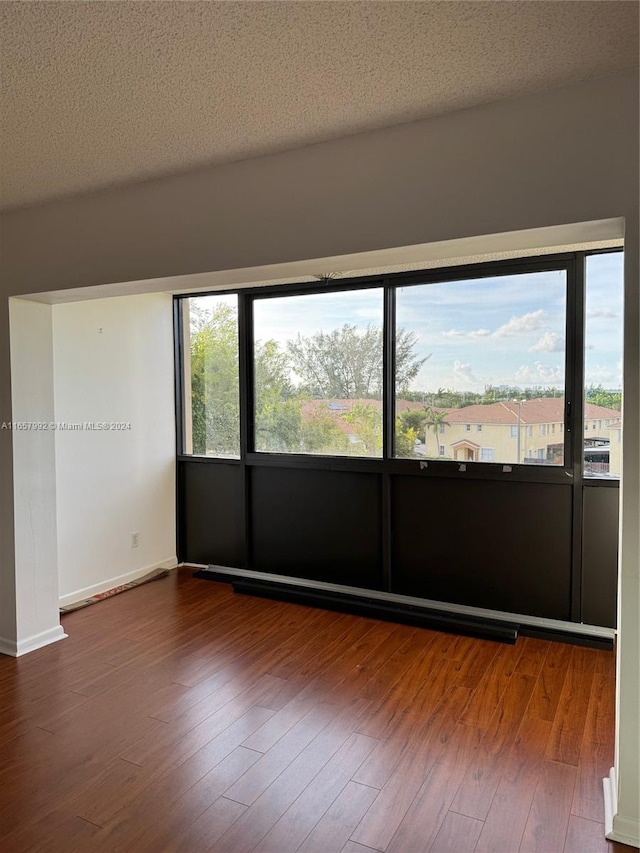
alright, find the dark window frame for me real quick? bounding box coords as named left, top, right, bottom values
left=175, top=249, right=623, bottom=487
left=175, top=247, right=623, bottom=626
left=250, top=284, right=386, bottom=458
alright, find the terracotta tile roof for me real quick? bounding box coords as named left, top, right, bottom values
left=300, top=397, right=620, bottom=430
left=443, top=398, right=619, bottom=425
left=584, top=403, right=621, bottom=420
left=301, top=398, right=383, bottom=436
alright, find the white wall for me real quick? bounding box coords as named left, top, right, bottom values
left=52, top=294, right=176, bottom=605
left=4, top=299, right=65, bottom=656
left=0, top=70, right=637, bottom=844
left=0, top=73, right=636, bottom=296
left=0, top=299, right=17, bottom=649
left=612, top=235, right=640, bottom=846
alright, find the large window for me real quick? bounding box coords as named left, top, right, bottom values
left=253, top=289, right=383, bottom=456
left=176, top=250, right=623, bottom=629
left=178, top=252, right=623, bottom=472
left=394, top=270, right=567, bottom=465
left=584, top=252, right=624, bottom=478
left=183, top=294, right=240, bottom=457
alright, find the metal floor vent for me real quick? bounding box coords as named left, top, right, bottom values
left=193, top=567, right=614, bottom=649
left=230, top=577, right=519, bottom=644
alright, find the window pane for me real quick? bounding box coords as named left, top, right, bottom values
left=395, top=270, right=567, bottom=465
left=584, top=252, right=623, bottom=478
left=183, top=294, right=240, bottom=457
left=253, top=289, right=383, bottom=456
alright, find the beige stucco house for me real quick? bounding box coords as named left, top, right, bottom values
left=423, top=398, right=620, bottom=473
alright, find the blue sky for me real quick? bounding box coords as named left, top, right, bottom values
left=584, top=252, right=624, bottom=390
left=199, top=252, right=624, bottom=394
left=395, top=269, right=569, bottom=392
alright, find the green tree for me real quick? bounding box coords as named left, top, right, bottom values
left=190, top=312, right=428, bottom=457
left=301, top=407, right=350, bottom=455
left=254, top=339, right=302, bottom=452
left=394, top=408, right=430, bottom=458
left=423, top=407, right=450, bottom=458
left=395, top=418, right=419, bottom=457
left=399, top=409, right=429, bottom=435
left=341, top=403, right=383, bottom=456
left=190, top=303, right=240, bottom=456
left=287, top=325, right=427, bottom=398
left=585, top=384, right=622, bottom=411
left=253, top=342, right=357, bottom=454
left=190, top=314, right=306, bottom=454
left=421, top=388, right=478, bottom=409
left=481, top=385, right=503, bottom=404
left=399, top=385, right=566, bottom=409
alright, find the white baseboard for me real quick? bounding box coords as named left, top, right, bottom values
left=0, top=637, right=15, bottom=657
left=604, top=767, right=640, bottom=848
left=604, top=768, right=617, bottom=836
left=609, top=815, right=640, bottom=849
left=58, top=557, right=178, bottom=607
left=0, top=625, right=68, bottom=658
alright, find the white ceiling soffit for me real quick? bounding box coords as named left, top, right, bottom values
left=20, top=219, right=624, bottom=304
left=1, top=1, right=638, bottom=210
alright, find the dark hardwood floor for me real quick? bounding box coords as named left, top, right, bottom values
left=0, top=567, right=632, bottom=853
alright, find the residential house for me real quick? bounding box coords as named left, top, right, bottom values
left=435, top=399, right=621, bottom=472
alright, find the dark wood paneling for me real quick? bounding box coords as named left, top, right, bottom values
left=180, top=461, right=244, bottom=567
left=391, top=477, right=573, bottom=620
left=251, top=466, right=383, bottom=589
left=582, top=486, right=619, bottom=628
left=179, top=460, right=618, bottom=629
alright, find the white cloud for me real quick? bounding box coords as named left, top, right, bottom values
left=494, top=309, right=546, bottom=338
left=442, top=328, right=491, bottom=339
left=453, top=360, right=477, bottom=386
left=356, top=307, right=385, bottom=321
left=515, top=362, right=563, bottom=385
left=587, top=309, right=618, bottom=319
left=585, top=364, right=622, bottom=386
left=530, top=332, right=564, bottom=353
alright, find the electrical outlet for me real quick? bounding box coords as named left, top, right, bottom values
left=131, top=531, right=139, bottom=549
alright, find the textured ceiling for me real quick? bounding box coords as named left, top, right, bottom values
left=1, top=1, right=638, bottom=210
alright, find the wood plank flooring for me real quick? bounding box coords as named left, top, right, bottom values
left=0, top=567, right=632, bottom=853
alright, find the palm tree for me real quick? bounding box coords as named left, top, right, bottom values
left=424, top=406, right=450, bottom=458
